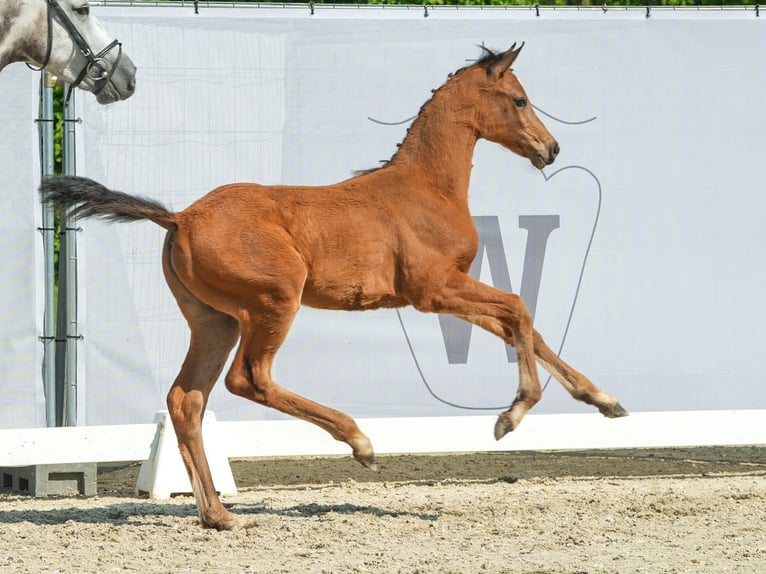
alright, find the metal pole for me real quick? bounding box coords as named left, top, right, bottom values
left=62, top=88, right=79, bottom=427
left=39, top=72, right=57, bottom=427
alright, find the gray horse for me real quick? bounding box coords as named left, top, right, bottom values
left=0, top=0, right=135, bottom=103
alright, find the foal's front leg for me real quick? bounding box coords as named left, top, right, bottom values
left=450, top=286, right=627, bottom=437
left=530, top=329, right=627, bottom=420
left=414, top=273, right=545, bottom=436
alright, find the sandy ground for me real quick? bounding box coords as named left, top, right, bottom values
left=1, top=447, right=764, bottom=574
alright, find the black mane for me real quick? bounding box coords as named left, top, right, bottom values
left=476, top=46, right=504, bottom=65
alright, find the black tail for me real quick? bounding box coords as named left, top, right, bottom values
left=39, top=175, right=177, bottom=230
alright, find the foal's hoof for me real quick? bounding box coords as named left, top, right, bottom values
left=603, top=402, right=629, bottom=419
left=202, top=511, right=255, bottom=531
left=358, top=456, right=378, bottom=472
left=353, top=450, right=378, bottom=471
left=494, top=414, right=517, bottom=441
left=350, top=436, right=377, bottom=471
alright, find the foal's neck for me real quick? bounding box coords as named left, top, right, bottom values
left=385, top=80, right=479, bottom=202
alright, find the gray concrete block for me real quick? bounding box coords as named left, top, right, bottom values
left=1, top=463, right=97, bottom=497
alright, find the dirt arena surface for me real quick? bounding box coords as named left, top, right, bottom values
left=1, top=446, right=764, bottom=573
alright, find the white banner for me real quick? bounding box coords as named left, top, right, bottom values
left=76, top=6, right=765, bottom=427
left=0, top=66, right=45, bottom=428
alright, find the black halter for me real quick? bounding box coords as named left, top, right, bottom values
left=28, top=0, right=123, bottom=103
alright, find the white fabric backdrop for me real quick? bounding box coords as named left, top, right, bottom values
left=75, top=6, right=765, bottom=425
left=0, top=66, right=45, bottom=428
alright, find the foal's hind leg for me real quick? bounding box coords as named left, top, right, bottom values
left=165, top=312, right=242, bottom=529
left=162, top=236, right=245, bottom=530
left=225, top=302, right=377, bottom=469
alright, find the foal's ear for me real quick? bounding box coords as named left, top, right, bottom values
left=487, top=42, right=524, bottom=80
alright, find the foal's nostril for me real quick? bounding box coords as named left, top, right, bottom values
left=552, top=141, right=560, bottom=158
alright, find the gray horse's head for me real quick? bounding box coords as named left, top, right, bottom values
left=31, top=0, right=136, bottom=103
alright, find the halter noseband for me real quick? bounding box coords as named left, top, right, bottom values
left=28, top=0, right=123, bottom=103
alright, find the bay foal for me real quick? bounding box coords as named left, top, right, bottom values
left=41, top=43, right=627, bottom=529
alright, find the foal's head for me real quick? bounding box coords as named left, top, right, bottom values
left=467, top=43, right=559, bottom=169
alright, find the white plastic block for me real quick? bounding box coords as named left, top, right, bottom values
left=136, top=411, right=237, bottom=500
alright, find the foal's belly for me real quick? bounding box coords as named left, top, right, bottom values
left=301, top=276, right=407, bottom=312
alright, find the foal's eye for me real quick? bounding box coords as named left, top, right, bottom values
left=513, top=97, right=527, bottom=108
left=74, top=5, right=90, bottom=16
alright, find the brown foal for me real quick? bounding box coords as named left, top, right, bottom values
left=40, top=43, right=627, bottom=530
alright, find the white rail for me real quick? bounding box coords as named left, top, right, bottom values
left=2, top=410, right=764, bottom=468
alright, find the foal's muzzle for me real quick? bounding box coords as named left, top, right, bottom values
left=533, top=141, right=560, bottom=169
left=549, top=141, right=561, bottom=163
